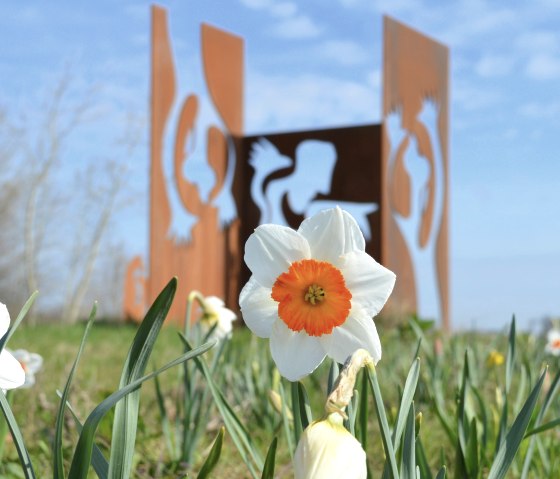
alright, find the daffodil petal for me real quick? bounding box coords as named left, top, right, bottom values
left=298, top=207, right=365, bottom=263
left=239, top=277, right=278, bottom=338
left=0, top=303, right=10, bottom=339
left=245, top=224, right=310, bottom=287
left=339, top=250, right=396, bottom=317
left=321, top=307, right=382, bottom=364
left=270, top=321, right=326, bottom=381
left=0, top=350, right=25, bottom=391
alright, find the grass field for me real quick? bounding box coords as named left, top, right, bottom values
left=2, top=310, right=559, bottom=478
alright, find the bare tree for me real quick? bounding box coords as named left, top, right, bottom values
left=62, top=124, right=142, bottom=323
left=19, top=74, right=94, bottom=323
left=0, top=72, right=144, bottom=324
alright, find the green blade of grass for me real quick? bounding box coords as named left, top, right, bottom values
left=67, top=342, right=214, bottom=479
left=521, top=367, right=560, bottom=478
left=367, top=363, right=399, bottom=479
left=435, top=465, right=447, bottom=479
left=393, top=358, right=420, bottom=447
left=53, top=303, right=97, bottom=479
left=400, top=403, right=416, bottom=479
left=0, top=292, right=38, bottom=352
left=0, top=391, right=35, bottom=479
left=108, top=277, right=177, bottom=479
left=524, top=418, right=560, bottom=438
left=261, top=437, right=278, bottom=479
left=291, top=381, right=303, bottom=444
left=487, top=367, right=547, bottom=479
left=297, top=382, right=311, bottom=430
left=197, top=427, right=225, bottom=479
left=56, top=393, right=109, bottom=479
left=180, top=333, right=263, bottom=478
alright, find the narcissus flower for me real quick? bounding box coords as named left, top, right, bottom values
left=486, top=350, right=505, bottom=367
left=0, top=303, right=25, bottom=392
left=239, top=207, right=395, bottom=380
left=545, top=329, right=560, bottom=356
left=199, top=296, right=237, bottom=340
left=294, top=413, right=366, bottom=479
left=10, top=349, right=43, bottom=388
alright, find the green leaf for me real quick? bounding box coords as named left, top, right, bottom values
left=297, top=382, right=312, bottom=430
left=291, top=381, right=303, bottom=444
left=464, top=417, right=479, bottom=477
left=367, top=363, right=399, bottom=479
left=393, top=358, right=420, bottom=447
left=524, top=418, right=560, bottom=438
left=400, top=403, right=416, bottom=479
left=0, top=391, right=36, bottom=479
left=0, top=292, right=38, bottom=352
left=505, top=317, right=516, bottom=394
left=197, top=427, right=225, bottom=479
left=67, top=342, right=214, bottom=479
left=435, top=465, right=447, bottom=479
left=53, top=303, right=96, bottom=479
left=261, top=437, right=278, bottom=479
left=108, top=277, right=177, bottom=479
left=56, top=393, right=109, bottom=479
left=487, top=367, right=547, bottom=479
left=180, top=334, right=263, bottom=478
left=415, top=437, right=432, bottom=479
left=521, top=367, right=560, bottom=478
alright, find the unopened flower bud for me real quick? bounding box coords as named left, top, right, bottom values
left=294, top=413, right=366, bottom=479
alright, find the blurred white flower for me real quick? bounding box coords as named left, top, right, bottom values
left=545, top=329, right=560, bottom=356
left=0, top=303, right=25, bottom=392
left=239, top=207, right=395, bottom=381
left=199, top=296, right=237, bottom=340
left=294, top=413, right=366, bottom=479
left=10, top=349, right=43, bottom=388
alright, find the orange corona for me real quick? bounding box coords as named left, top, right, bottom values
left=271, top=259, right=352, bottom=337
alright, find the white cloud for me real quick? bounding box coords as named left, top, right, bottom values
left=314, top=40, right=369, bottom=66
left=516, top=31, right=559, bottom=53
left=271, top=14, right=323, bottom=39
left=453, top=82, right=502, bottom=112
left=525, top=53, right=560, bottom=80
left=246, top=71, right=379, bottom=132
left=475, top=54, right=514, bottom=77
left=270, top=2, right=297, bottom=17
left=240, top=0, right=297, bottom=17
left=519, top=100, right=560, bottom=118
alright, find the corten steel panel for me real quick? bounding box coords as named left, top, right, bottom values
left=123, top=6, right=243, bottom=323
left=381, top=16, right=450, bottom=331
left=233, top=124, right=383, bottom=294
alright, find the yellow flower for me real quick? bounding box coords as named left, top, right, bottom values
left=294, top=412, right=366, bottom=479
left=486, top=350, right=505, bottom=367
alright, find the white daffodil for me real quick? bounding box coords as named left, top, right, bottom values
left=294, top=413, right=366, bottom=479
left=199, top=296, right=237, bottom=340
left=239, top=207, right=395, bottom=381
left=10, top=349, right=43, bottom=388
left=0, top=303, right=25, bottom=391
left=545, top=329, right=560, bottom=356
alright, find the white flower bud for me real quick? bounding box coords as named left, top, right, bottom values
left=294, top=413, right=366, bottom=479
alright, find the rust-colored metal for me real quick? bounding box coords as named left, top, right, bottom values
left=233, top=125, right=383, bottom=290
left=123, top=256, right=146, bottom=320
left=123, top=9, right=450, bottom=331
left=381, top=16, right=450, bottom=331
left=122, top=6, right=243, bottom=324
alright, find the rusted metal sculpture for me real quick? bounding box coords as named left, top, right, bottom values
left=381, top=17, right=449, bottom=330
left=123, top=8, right=449, bottom=331
left=123, top=6, right=243, bottom=324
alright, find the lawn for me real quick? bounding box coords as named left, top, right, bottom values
left=2, top=304, right=559, bottom=478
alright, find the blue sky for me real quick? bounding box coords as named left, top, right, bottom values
left=1, top=0, right=559, bottom=330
